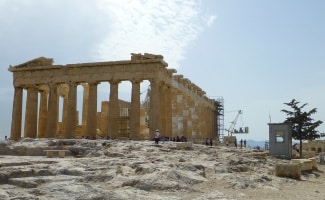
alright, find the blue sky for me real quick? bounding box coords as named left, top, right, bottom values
left=0, top=0, right=324, bottom=141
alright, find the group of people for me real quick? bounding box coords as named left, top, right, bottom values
left=226, top=138, right=247, bottom=148
left=154, top=129, right=188, bottom=144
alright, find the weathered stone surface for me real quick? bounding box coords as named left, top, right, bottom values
left=308, top=157, right=318, bottom=170
left=176, top=142, right=193, bottom=149
left=291, top=159, right=313, bottom=171
left=1, top=139, right=325, bottom=199
left=0, top=189, right=9, bottom=200
left=275, top=163, right=301, bottom=179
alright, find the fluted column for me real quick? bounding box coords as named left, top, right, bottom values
left=165, top=84, right=172, bottom=138
left=38, top=90, right=48, bottom=138
left=149, top=79, right=160, bottom=138
left=64, top=82, right=77, bottom=138
left=198, top=104, right=202, bottom=138
left=81, top=83, right=89, bottom=135
left=10, top=87, right=23, bottom=139
left=182, top=96, right=188, bottom=139
left=176, top=93, right=184, bottom=137
left=108, top=81, right=120, bottom=139
left=171, top=88, right=178, bottom=139
left=186, top=98, right=194, bottom=139
left=24, top=86, right=38, bottom=138
left=86, top=82, right=98, bottom=139
left=130, top=79, right=141, bottom=139
left=159, top=83, right=166, bottom=136
left=46, top=84, right=58, bottom=138
left=58, top=94, right=68, bottom=138
left=100, top=101, right=109, bottom=138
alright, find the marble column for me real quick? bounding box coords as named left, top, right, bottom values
left=24, top=86, right=38, bottom=138
left=130, top=79, right=141, bottom=139
left=64, top=82, right=77, bottom=138
left=38, top=90, right=48, bottom=138
left=182, top=96, right=188, bottom=139
left=171, top=88, right=178, bottom=139
left=186, top=98, right=194, bottom=139
left=149, top=79, right=160, bottom=138
left=46, top=84, right=58, bottom=138
left=86, top=82, right=98, bottom=139
left=57, top=93, right=68, bottom=138
left=108, top=81, right=119, bottom=139
left=165, top=84, right=172, bottom=138
left=176, top=93, right=184, bottom=137
left=159, top=83, right=166, bottom=136
left=10, top=87, right=23, bottom=139
left=100, top=101, right=109, bottom=138
left=81, top=83, right=89, bottom=135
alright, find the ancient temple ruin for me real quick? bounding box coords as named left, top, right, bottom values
left=8, top=53, right=219, bottom=140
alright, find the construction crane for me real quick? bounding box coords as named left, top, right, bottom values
left=225, top=110, right=249, bottom=136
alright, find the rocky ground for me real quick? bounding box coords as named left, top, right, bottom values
left=0, top=138, right=324, bottom=200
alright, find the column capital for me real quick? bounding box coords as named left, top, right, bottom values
left=149, top=79, right=160, bottom=84
left=131, top=79, right=142, bottom=84
left=87, top=81, right=99, bottom=86
left=109, top=80, right=121, bottom=85
left=67, top=81, right=78, bottom=87
left=47, top=82, right=58, bottom=89
left=24, top=84, right=38, bottom=90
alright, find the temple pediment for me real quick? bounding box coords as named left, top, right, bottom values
left=13, top=57, right=53, bottom=68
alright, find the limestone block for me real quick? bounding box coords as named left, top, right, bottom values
left=176, top=142, right=192, bottom=149
left=290, top=159, right=312, bottom=171
left=308, top=158, right=318, bottom=170
left=275, top=163, right=301, bottom=179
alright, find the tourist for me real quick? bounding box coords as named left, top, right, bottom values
left=240, top=139, right=243, bottom=148
left=205, top=138, right=209, bottom=145
left=234, top=138, right=237, bottom=148
left=293, top=143, right=299, bottom=152
left=209, top=138, right=212, bottom=146
left=154, top=129, right=160, bottom=144
left=244, top=139, right=247, bottom=148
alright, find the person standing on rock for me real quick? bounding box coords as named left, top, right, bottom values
left=154, top=129, right=160, bottom=144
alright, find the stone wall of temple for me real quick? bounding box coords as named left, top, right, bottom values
left=302, top=140, right=325, bottom=153
left=8, top=53, right=219, bottom=140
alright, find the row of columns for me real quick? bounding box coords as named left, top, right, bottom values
left=10, top=79, right=145, bottom=140
left=10, top=79, right=215, bottom=140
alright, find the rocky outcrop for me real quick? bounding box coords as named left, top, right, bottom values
left=0, top=139, right=324, bottom=199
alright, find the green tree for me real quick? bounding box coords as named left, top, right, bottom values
left=281, top=99, right=323, bottom=158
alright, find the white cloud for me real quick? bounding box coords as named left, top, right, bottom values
left=206, top=15, right=217, bottom=27
left=94, top=0, right=213, bottom=69
left=0, top=0, right=216, bottom=68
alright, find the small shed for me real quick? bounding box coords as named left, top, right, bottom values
left=268, top=123, right=292, bottom=159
